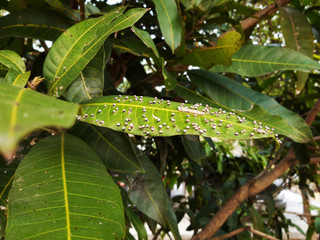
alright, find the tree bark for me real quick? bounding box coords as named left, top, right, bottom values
left=190, top=98, right=320, bottom=240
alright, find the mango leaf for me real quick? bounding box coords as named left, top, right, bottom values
left=181, top=135, right=206, bottom=164
left=0, top=158, right=18, bottom=207
left=5, top=133, right=125, bottom=240
left=186, top=70, right=313, bottom=143
left=129, top=154, right=181, bottom=240
left=45, top=0, right=79, bottom=22
left=79, top=94, right=280, bottom=143
left=279, top=6, right=314, bottom=93
left=70, top=121, right=143, bottom=172
left=0, top=50, right=25, bottom=75
left=178, top=31, right=242, bottom=69
left=64, top=42, right=108, bottom=103
left=0, top=9, right=74, bottom=41
left=43, top=7, right=147, bottom=97
left=113, top=38, right=153, bottom=57
left=131, top=26, right=160, bottom=58
left=152, top=0, right=183, bottom=53
left=124, top=205, right=148, bottom=240
left=210, top=44, right=320, bottom=76
left=0, top=83, right=78, bottom=154
left=11, top=71, right=30, bottom=87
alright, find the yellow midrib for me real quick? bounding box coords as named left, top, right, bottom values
left=61, top=133, right=71, bottom=239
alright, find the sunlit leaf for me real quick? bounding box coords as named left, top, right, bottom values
left=6, top=133, right=125, bottom=239
left=178, top=31, right=242, bottom=69
left=79, top=95, right=280, bottom=143
left=210, top=44, right=320, bottom=76
left=0, top=83, right=78, bottom=153
left=185, top=70, right=313, bottom=143
left=44, top=7, right=147, bottom=97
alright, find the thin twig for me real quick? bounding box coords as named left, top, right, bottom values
left=40, top=40, right=49, bottom=53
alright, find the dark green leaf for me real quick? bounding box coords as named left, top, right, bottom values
left=181, top=135, right=205, bottom=164
left=293, top=143, right=310, bottom=164
left=279, top=6, right=314, bottom=93
left=79, top=95, right=279, bottom=143
left=6, top=133, right=125, bottom=239
left=179, top=31, right=242, bottom=69
left=187, top=70, right=313, bottom=143
left=0, top=9, right=74, bottom=41
left=0, top=83, right=78, bottom=153
left=70, top=121, right=143, bottom=172
left=315, top=217, right=320, bottom=233
left=124, top=205, right=148, bottom=240
left=152, top=0, right=183, bottom=53
left=132, top=26, right=160, bottom=58
left=210, top=44, right=320, bottom=76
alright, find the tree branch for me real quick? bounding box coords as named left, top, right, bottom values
left=190, top=95, right=319, bottom=240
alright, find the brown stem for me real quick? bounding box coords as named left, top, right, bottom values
left=191, top=98, right=320, bottom=240
left=40, top=40, right=49, bottom=53
left=78, top=0, right=85, bottom=21
left=207, top=226, right=278, bottom=240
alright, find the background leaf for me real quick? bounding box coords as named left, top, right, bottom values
left=186, top=70, right=313, bottom=143
left=43, top=7, right=147, bottom=97
left=279, top=6, right=314, bottom=93
left=129, top=154, right=181, bottom=240
left=179, top=31, right=242, bottom=69
left=70, top=121, right=143, bottom=172
left=151, top=0, right=183, bottom=53
left=0, top=83, right=78, bottom=153
left=132, top=26, right=160, bottom=58
left=63, top=40, right=111, bottom=103
left=210, top=44, right=320, bottom=76
left=6, top=133, right=125, bottom=240
left=0, top=9, right=74, bottom=41
left=181, top=135, right=206, bottom=164
left=79, top=94, right=280, bottom=143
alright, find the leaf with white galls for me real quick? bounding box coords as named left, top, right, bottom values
left=78, top=95, right=281, bottom=145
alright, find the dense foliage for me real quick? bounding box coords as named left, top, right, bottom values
left=0, top=0, right=320, bottom=239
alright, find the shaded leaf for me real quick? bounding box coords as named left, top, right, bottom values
left=0, top=83, right=78, bottom=153
left=113, top=38, right=153, bottom=57
left=0, top=9, right=74, bottom=41
left=178, top=31, right=242, bottom=69
left=210, top=44, right=320, bottom=76
left=162, top=65, right=177, bottom=91
left=44, top=7, right=147, bottom=97
left=124, top=205, right=148, bottom=240
left=152, top=0, right=183, bottom=53
left=45, top=0, right=79, bottom=22
left=181, top=135, right=206, bottom=164
left=79, top=95, right=279, bottom=143
left=279, top=6, right=314, bottom=93
left=186, top=70, right=313, bottom=143
left=64, top=42, right=107, bottom=103
left=132, top=26, right=159, bottom=58
left=70, top=121, right=143, bottom=172
left=6, top=133, right=125, bottom=239
left=129, top=154, right=181, bottom=240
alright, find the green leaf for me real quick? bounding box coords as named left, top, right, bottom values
left=178, top=31, right=242, bottom=69
left=6, top=133, right=125, bottom=240
left=0, top=50, right=25, bottom=76
left=210, top=44, right=320, bottom=76
left=70, top=121, right=143, bottom=172
left=113, top=38, right=153, bottom=57
left=64, top=42, right=107, bottom=103
left=315, top=217, right=320, bottom=233
left=124, top=205, right=148, bottom=240
left=279, top=6, right=314, bottom=93
left=79, top=94, right=279, bottom=143
left=11, top=71, right=30, bottom=87
left=162, top=65, right=177, bottom=91
left=186, top=70, right=313, bottom=143
left=43, top=7, right=147, bottom=97
left=152, top=0, right=183, bottom=53
left=0, top=9, right=74, bottom=41
left=181, top=135, right=206, bottom=164
left=129, top=154, right=181, bottom=240
left=0, top=83, right=78, bottom=153
left=131, top=26, right=160, bottom=58
left=0, top=158, right=18, bottom=207
left=45, top=0, right=79, bottom=22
